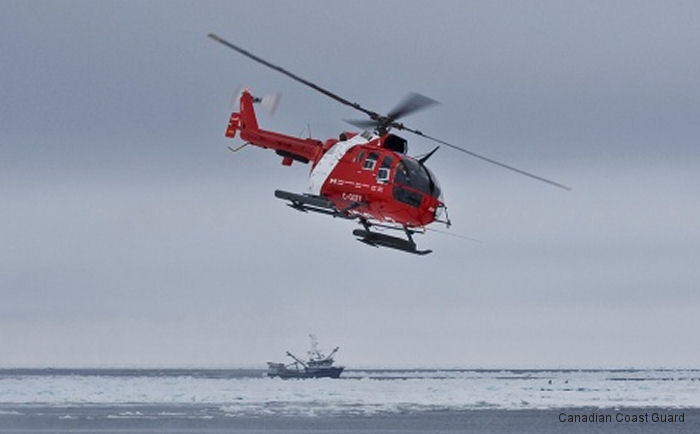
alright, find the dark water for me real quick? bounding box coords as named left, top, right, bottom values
left=0, top=405, right=697, bottom=433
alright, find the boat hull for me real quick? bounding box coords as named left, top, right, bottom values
left=267, top=366, right=344, bottom=379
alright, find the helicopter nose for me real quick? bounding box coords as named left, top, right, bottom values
left=434, top=202, right=445, bottom=219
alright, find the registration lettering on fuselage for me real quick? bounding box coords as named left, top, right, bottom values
left=341, top=193, right=364, bottom=202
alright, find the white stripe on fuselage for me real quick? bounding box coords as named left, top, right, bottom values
left=308, top=132, right=378, bottom=195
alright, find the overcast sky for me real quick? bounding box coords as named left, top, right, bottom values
left=2, top=0, right=699, bottom=368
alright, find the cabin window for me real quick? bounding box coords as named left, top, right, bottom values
left=377, top=156, right=393, bottom=183
left=362, top=152, right=379, bottom=170
left=355, top=150, right=365, bottom=163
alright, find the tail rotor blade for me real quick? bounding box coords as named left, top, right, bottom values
left=260, top=91, right=281, bottom=115
left=229, top=87, right=243, bottom=109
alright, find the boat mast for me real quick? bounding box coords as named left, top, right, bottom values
left=325, top=346, right=340, bottom=361
left=285, top=351, right=308, bottom=368
left=308, top=334, right=324, bottom=360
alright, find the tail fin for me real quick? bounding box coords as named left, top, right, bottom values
left=225, top=89, right=258, bottom=138
left=238, top=89, right=259, bottom=130
left=222, top=88, right=323, bottom=166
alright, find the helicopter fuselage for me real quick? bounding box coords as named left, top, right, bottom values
left=211, top=34, right=568, bottom=254
left=227, top=90, right=445, bottom=228
left=310, top=133, right=444, bottom=227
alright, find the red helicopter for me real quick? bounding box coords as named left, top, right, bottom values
left=209, top=34, right=570, bottom=255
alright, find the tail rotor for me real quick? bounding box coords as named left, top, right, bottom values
left=230, top=87, right=282, bottom=115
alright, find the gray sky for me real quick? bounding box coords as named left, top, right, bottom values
left=2, top=0, right=699, bottom=368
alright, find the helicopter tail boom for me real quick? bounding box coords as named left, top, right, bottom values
left=226, top=90, right=325, bottom=166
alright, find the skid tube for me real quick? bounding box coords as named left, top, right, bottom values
left=275, top=190, right=432, bottom=255
left=274, top=190, right=357, bottom=219
left=353, top=220, right=432, bottom=255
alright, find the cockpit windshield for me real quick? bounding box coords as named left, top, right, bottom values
left=394, top=158, right=441, bottom=198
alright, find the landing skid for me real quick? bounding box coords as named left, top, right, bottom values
left=353, top=228, right=432, bottom=256
left=274, top=190, right=357, bottom=219
left=274, top=189, right=432, bottom=255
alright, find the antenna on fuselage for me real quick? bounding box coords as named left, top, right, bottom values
left=418, top=146, right=440, bottom=165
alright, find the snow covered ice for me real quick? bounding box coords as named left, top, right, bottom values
left=1, top=369, right=698, bottom=416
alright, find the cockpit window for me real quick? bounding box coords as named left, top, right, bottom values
left=362, top=152, right=379, bottom=170
left=394, top=158, right=441, bottom=197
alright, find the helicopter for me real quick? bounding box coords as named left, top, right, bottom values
left=208, top=34, right=570, bottom=255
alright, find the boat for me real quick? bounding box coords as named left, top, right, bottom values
left=267, top=335, right=344, bottom=379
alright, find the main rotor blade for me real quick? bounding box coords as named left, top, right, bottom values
left=208, top=33, right=379, bottom=119
left=345, top=119, right=379, bottom=129
left=346, top=92, right=438, bottom=133
left=387, top=92, right=439, bottom=121
left=209, top=33, right=570, bottom=191
left=395, top=124, right=572, bottom=191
